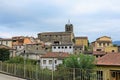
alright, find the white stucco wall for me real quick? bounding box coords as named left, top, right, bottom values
left=52, top=45, right=73, bottom=54
left=40, top=58, right=63, bottom=70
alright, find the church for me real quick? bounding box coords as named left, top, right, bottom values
left=38, top=21, right=75, bottom=45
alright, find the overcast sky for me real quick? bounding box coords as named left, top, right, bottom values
left=0, top=0, right=120, bottom=42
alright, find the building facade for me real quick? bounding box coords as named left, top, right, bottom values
left=38, top=22, right=74, bottom=44
left=0, top=38, right=12, bottom=48
left=75, top=37, right=88, bottom=47
left=92, top=36, right=118, bottom=53
left=97, top=53, right=120, bottom=80
left=52, top=44, right=73, bottom=54
left=40, top=52, right=69, bottom=70
left=74, top=37, right=88, bottom=53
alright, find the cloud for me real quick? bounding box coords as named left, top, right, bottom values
left=68, top=0, right=120, bottom=15
left=0, top=0, right=120, bottom=41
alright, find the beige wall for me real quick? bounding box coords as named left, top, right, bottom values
left=75, top=38, right=88, bottom=46
left=0, top=40, right=12, bottom=48
left=105, top=47, right=118, bottom=53
left=97, top=36, right=112, bottom=41
left=97, top=65, right=120, bottom=80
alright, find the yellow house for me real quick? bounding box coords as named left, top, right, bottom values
left=105, top=47, right=118, bottom=53
left=97, top=53, right=120, bottom=80
left=92, top=36, right=118, bottom=53
left=75, top=37, right=88, bottom=47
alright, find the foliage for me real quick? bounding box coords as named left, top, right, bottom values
left=64, top=54, right=96, bottom=69
left=84, top=46, right=88, bottom=51
left=5, top=56, right=36, bottom=65
left=58, top=54, right=96, bottom=80
left=72, top=38, right=75, bottom=43
left=0, top=48, right=10, bottom=61
left=113, top=44, right=117, bottom=47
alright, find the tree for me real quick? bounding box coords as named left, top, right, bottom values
left=61, top=54, right=96, bottom=80
left=5, top=56, right=36, bottom=65
left=64, top=54, right=96, bottom=69
left=0, top=48, right=10, bottom=61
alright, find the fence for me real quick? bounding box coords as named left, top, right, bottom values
left=0, top=62, right=104, bottom=80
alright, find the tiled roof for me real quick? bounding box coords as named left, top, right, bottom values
left=97, top=53, right=120, bottom=66
left=38, top=32, right=72, bottom=35
left=41, top=52, right=69, bottom=58
left=52, top=43, right=73, bottom=46
left=75, top=37, right=88, bottom=39
left=93, top=51, right=106, bottom=55
left=0, top=38, right=12, bottom=41
left=96, top=36, right=111, bottom=40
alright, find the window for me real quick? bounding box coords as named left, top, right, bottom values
left=6, top=41, right=8, bottom=45
left=97, top=71, right=103, bottom=80
left=43, top=60, right=46, bottom=64
left=49, top=60, right=52, bottom=64
left=103, top=43, right=105, bottom=46
left=112, top=50, right=115, bottom=52
left=80, top=48, right=82, bottom=50
left=96, top=49, right=102, bottom=51
left=62, top=46, right=64, bottom=49
left=36, top=47, right=38, bottom=50
left=65, top=46, right=67, bottom=49
left=19, top=46, right=21, bottom=48
left=55, top=60, right=57, bottom=64
left=69, top=46, right=72, bottom=49
left=54, top=46, right=56, bottom=49
left=54, top=41, right=59, bottom=45
left=45, top=48, right=48, bottom=50
left=99, top=43, right=101, bottom=46
left=58, top=47, right=60, bottom=49
left=13, top=40, right=16, bottom=42
left=111, top=72, right=116, bottom=78
left=107, top=43, right=109, bottom=46
left=24, top=50, right=25, bottom=53
left=36, top=44, right=38, bottom=46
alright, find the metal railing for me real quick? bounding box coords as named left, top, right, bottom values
left=0, top=62, right=104, bottom=80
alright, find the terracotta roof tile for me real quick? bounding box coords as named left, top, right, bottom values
left=93, top=51, right=106, bottom=55
left=75, top=37, right=88, bottom=39
left=97, top=53, right=120, bottom=66
left=41, top=52, right=69, bottom=58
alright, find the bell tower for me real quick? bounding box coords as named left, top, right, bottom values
left=65, top=20, right=73, bottom=32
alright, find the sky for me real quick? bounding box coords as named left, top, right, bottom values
left=0, top=0, right=120, bottom=42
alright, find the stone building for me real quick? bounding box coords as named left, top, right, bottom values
left=24, top=43, right=46, bottom=54
left=38, top=22, right=74, bottom=44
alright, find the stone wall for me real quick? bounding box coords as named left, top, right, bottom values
left=38, top=32, right=74, bottom=44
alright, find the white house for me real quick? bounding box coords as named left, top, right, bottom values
left=0, top=38, right=12, bottom=48
left=40, top=52, right=69, bottom=70
left=52, top=44, right=73, bottom=54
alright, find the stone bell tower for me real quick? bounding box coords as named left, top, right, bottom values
left=65, top=20, right=73, bottom=33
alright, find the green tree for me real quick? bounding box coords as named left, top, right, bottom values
left=64, top=54, right=96, bottom=69
left=5, top=56, right=36, bottom=65
left=0, top=48, right=10, bottom=61
left=61, top=54, right=96, bottom=80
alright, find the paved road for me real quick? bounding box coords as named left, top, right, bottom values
left=0, top=73, right=26, bottom=80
